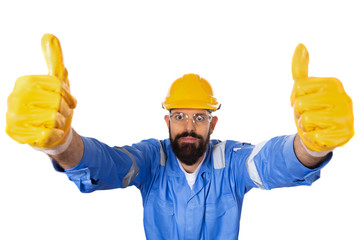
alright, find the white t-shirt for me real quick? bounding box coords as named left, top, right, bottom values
left=177, top=155, right=205, bottom=190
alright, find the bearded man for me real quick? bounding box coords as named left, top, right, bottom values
left=6, top=34, right=354, bottom=239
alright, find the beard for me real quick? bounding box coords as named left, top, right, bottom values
left=169, top=128, right=211, bottom=166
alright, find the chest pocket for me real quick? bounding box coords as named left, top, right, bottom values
left=204, top=194, right=238, bottom=238
left=205, top=194, right=237, bottom=220
left=143, top=192, right=176, bottom=239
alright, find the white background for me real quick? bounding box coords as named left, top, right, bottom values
left=1, top=1, right=359, bottom=239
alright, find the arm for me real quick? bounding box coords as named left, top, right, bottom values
left=49, top=129, right=84, bottom=170
left=232, top=134, right=331, bottom=193
left=236, top=45, right=353, bottom=191
left=293, top=134, right=328, bottom=169
left=5, top=34, right=159, bottom=194
left=51, top=136, right=161, bottom=193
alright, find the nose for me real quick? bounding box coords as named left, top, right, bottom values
left=184, top=117, right=196, bottom=131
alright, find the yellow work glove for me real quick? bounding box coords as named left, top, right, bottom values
left=6, top=34, right=77, bottom=154
left=291, top=44, right=354, bottom=154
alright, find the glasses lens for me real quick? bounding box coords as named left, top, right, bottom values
left=193, top=113, right=212, bottom=125
left=170, top=113, right=186, bottom=123
left=170, top=112, right=212, bottom=125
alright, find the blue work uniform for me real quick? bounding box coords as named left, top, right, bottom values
left=53, top=134, right=330, bottom=239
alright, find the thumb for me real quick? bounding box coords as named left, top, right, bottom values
left=41, top=34, right=66, bottom=81
left=292, top=43, right=309, bottom=81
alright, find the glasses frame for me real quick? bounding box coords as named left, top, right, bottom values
left=169, top=112, right=213, bottom=126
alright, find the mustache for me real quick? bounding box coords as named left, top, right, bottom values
left=174, top=131, right=203, bottom=141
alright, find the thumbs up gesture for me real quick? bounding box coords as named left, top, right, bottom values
left=291, top=44, right=354, bottom=153
left=6, top=34, right=77, bottom=151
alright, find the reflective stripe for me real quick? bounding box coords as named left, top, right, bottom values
left=115, top=147, right=140, bottom=188
left=158, top=140, right=167, bottom=166
left=213, top=141, right=226, bottom=169
left=246, top=141, right=267, bottom=189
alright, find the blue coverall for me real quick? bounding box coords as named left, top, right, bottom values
left=54, top=134, right=330, bottom=239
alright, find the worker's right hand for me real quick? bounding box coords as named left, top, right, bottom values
left=6, top=34, right=77, bottom=152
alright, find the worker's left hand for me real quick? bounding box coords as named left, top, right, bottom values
left=291, top=44, right=354, bottom=153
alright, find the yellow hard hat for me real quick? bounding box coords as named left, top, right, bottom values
left=162, top=73, right=220, bottom=111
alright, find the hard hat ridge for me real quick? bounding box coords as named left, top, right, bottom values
left=162, top=73, right=220, bottom=111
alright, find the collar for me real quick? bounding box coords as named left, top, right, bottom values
left=176, top=152, right=206, bottom=175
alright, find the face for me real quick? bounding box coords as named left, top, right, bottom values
left=164, top=108, right=218, bottom=166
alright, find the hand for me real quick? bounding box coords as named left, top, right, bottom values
left=291, top=44, right=354, bottom=153
left=6, top=34, right=77, bottom=150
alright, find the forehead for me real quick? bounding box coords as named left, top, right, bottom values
left=170, top=108, right=209, bottom=115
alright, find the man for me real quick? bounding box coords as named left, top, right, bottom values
left=6, top=34, right=354, bottom=239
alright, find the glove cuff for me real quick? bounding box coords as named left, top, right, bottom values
left=33, top=128, right=73, bottom=155
left=299, top=136, right=331, bottom=158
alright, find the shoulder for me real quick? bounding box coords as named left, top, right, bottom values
left=210, top=139, right=254, bottom=169
left=210, top=139, right=253, bottom=151
left=129, top=138, right=163, bottom=150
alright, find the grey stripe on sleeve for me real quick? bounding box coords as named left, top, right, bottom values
left=115, top=147, right=140, bottom=188
left=245, top=141, right=267, bottom=189
left=213, top=141, right=227, bottom=169
left=158, top=140, right=167, bottom=166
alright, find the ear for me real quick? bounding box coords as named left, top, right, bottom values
left=209, top=116, right=218, bottom=135
left=164, top=115, right=170, bottom=128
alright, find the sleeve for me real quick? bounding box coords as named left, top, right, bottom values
left=243, top=134, right=331, bottom=190
left=52, top=136, right=161, bottom=193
